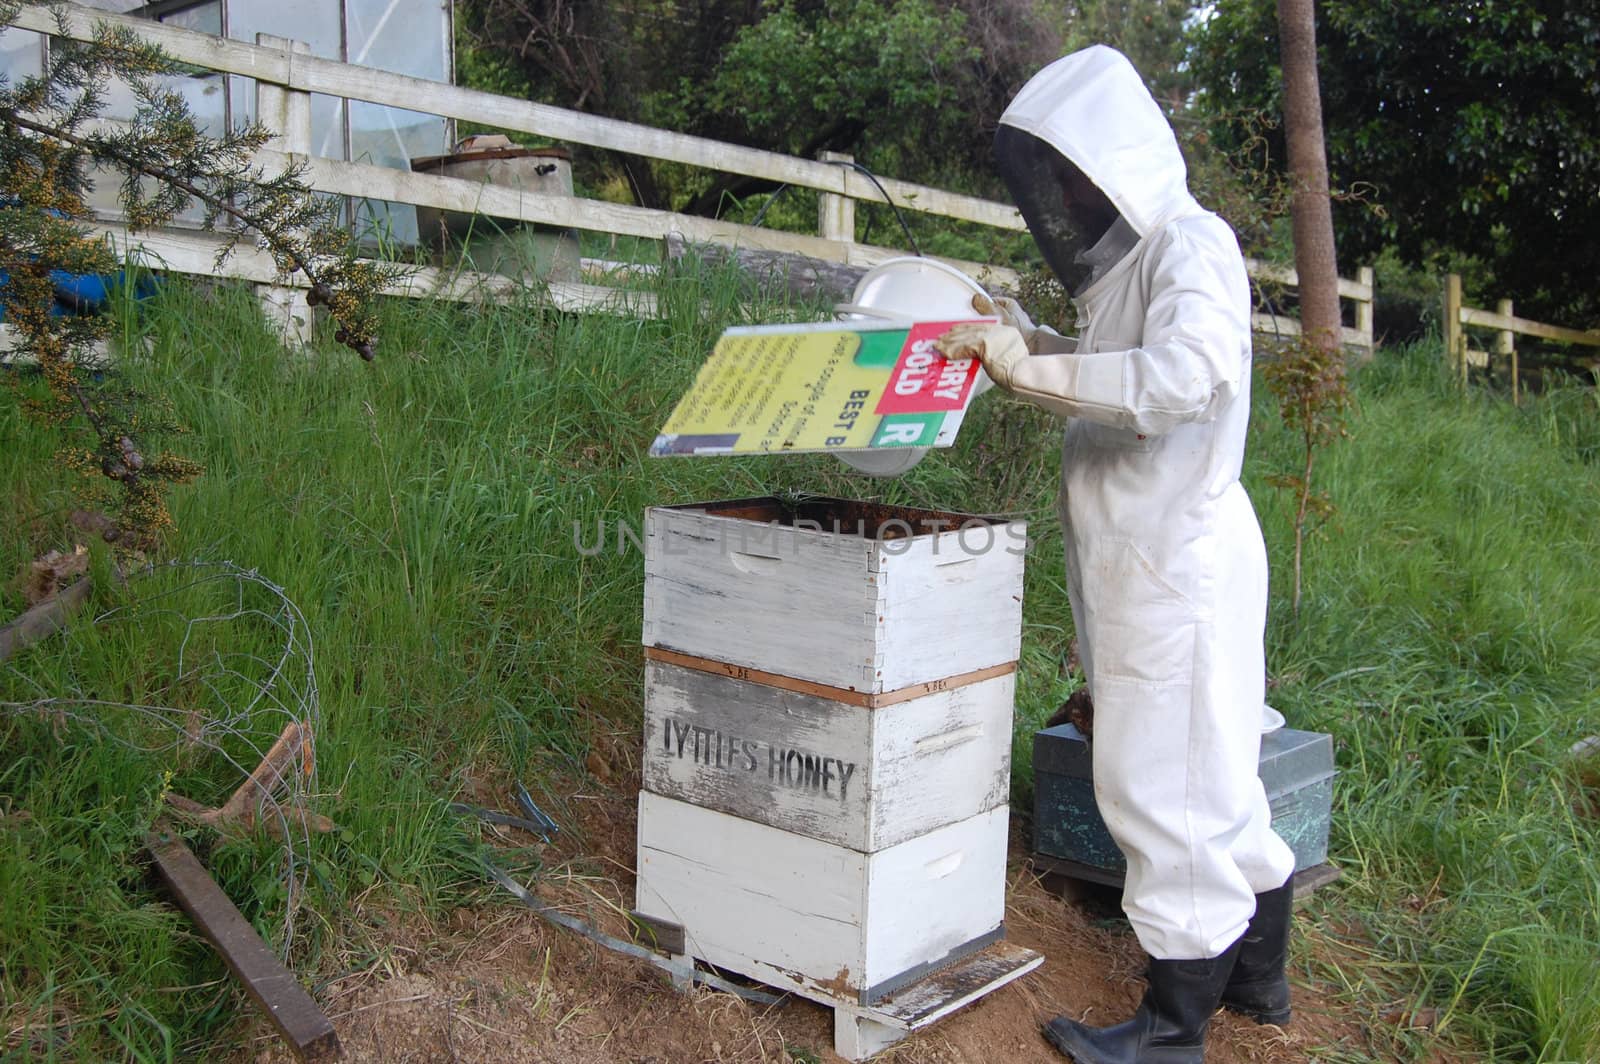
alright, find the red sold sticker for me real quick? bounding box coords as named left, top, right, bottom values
left=873, top=320, right=985, bottom=415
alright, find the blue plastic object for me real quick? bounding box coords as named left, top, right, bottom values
left=0, top=200, right=162, bottom=320
left=0, top=267, right=160, bottom=320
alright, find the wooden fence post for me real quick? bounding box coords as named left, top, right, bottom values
left=1356, top=265, right=1375, bottom=359
left=1443, top=273, right=1464, bottom=387
left=818, top=151, right=856, bottom=247
left=255, top=35, right=317, bottom=348
left=1496, top=298, right=1518, bottom=405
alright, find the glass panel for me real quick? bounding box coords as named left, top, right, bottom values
left=72, top=3, right=225, bottom=129
left=347, top=0, right=447, bottom=79
left=226, top=0, right=346, bottom=162
left=229, top=77, right=348, bottom=160
left=309, top=93, right=347, bottom=161
left=225, top=0, right=453, bottom=246
left=80, top=4, right=227, bottom=222
left=352, top=196, right=416, bottom=248
left=227, top=74, right=250, bottom=131
left=161, top=3, right=222, bottom=36
left=347, top=0, right=451, bottom=248
left=226, top=0, right=342, bottom=59
left=159, top=1, right=226, bottom=137
left=0, top=27, right=45, bottom=81
left=225, top=77, right=348, bottom=223
left=350, top=100, right=447, bottom=245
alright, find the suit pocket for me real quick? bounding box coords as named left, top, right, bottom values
left=1078, top=535, right=1197, bottom=686
left=1083, top=421, right=1156, bottom=451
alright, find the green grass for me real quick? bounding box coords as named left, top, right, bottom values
left=2, top=271, right=1598, bottom=1061
left=1248, top=348, right=1600, bottom=1062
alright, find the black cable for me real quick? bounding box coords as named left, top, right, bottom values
left=838, top=159, right=921, bottom=256
left=750, top=183, right=792, bottom=229
left=747, top=161, right=922, bottom=257
left=1252, top=276, right=1287, bottom=349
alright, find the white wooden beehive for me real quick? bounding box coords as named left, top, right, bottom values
left=641, top=497, right=1027, bottom=694
left=635, top=792, right=1009, bottom=1004
left=642, top=656, right=1014, bottom=851
left=634, top=497, right=1039, bottom=1052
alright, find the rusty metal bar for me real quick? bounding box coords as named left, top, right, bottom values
left=146, top=826, right=341, bottom=1062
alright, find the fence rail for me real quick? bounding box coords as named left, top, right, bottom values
left=1443, top=273, right=1600, bottom=403
left=1246, top=260, right=1374, bottom=351
left=18, top=1, right=1374, bottom=353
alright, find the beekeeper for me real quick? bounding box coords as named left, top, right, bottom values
left=937, top=45, right=1299, bottom=1063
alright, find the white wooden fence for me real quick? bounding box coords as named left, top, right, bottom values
left=1246, top=260, right=1374, bottom=352
left=15, top=2, right=1374, bottom=352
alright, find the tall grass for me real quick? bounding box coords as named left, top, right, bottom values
left=1248, top=347, right=1600, bottom=1062
left=2, top=271, right=1596, bottom=1061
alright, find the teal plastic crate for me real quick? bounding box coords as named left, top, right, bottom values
left=1033, top=723, right=1334, bottom=878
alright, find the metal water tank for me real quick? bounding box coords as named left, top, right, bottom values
left=409, top=135, right=582, bottom=284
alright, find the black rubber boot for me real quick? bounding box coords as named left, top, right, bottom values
left=1219, top=879, right=1294, bottom=1026
left=1041, top=938, right=1242, bottom=1063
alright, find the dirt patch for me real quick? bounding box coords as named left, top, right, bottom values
left=1571, top=738, right=1600, bottom=821
left=242, top=758, right=1382, bottom=1064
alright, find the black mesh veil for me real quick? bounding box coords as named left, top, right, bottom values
left=994, top=123, right=1120, bottom=296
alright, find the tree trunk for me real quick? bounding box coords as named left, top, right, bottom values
left=1276, top=0, right=1343, bottom=356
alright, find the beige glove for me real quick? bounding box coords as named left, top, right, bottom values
left=934, top=322, right=1030, bottom=391
left=972, top=293, right=1037, bottom=339
left=969, top=292, right=1076, bottom=355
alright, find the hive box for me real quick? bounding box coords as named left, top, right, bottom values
left=642, top=497, right=1027, bottom=694
left=1033, top=723, right=1335, bottom=876
left=642, top=656, right=1014, bottom=851
left=635, top=791, right=1009, bottom=1005
left=636, top=496, right=1039, bottom=1049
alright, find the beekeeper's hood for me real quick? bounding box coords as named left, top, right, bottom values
left=996, top=45, right=1198, bottom=294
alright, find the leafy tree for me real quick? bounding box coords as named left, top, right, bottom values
left=1063, top=0, right=1194, bottom=104
left=457, top=0, right=1204, bottom=216
left=1189, top=0, right=1600, bottom=326
left=458, top=0, right=991, bottom=212
left=1, top=3, right=396, bottom=551
left=670, top=0, right=982, bottom=213
left=454, top=0, right=745, bottom=209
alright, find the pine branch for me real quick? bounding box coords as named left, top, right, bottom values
left=9, top=109, right=326, bottom=294
left=1, top=7, right=400, bottom=549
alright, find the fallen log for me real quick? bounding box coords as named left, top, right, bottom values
left=0, top=578, right=93, bottom=664
left=665, top=233, right=869, bottom=304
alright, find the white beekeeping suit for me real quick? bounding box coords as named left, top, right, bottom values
left=939, top=45, right=1298, bottom=1063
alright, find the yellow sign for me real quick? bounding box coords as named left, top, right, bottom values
left=651, top=319, right=990, bottom=457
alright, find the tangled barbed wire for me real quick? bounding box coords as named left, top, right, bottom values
left=1, top=558, right=323, bottom=953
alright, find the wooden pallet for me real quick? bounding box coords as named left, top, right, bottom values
left=657, top=938, right=1041, bottom=1061
left=830, top=940, right=1042, bottom=1059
